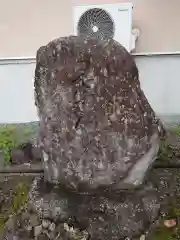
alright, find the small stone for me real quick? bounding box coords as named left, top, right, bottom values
left=4, top=176, right=8, bottom=182
left=24, top=162, right=31, bottom=167
left=11, top=149, right=26, bottom=164
left=49, top=222, right=56, bottom=232
left=26, top=225, right=33, bottom=231
left=140, top=234, right=146, bottom=240
left=69, top=226, right=75, bottom=233
left=42, top=219, right=50, bottom=229
left=34, top=225, right=42, bottom=237
left=63, top=223, right=69, bottom=231
left=81, top=230, right=89, bottom=240
left=164, top=219, right=177, bottom=228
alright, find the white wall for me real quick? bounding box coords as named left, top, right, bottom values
left=0, top=54, right=180, bottom=123
left=0, top=60, right=37, bottom=123
left=135, top=54, right=180, bottom=115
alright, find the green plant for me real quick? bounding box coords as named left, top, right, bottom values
left=0, top=126, right=19, bottom=164
left=170, top=124, right=180, bottom=136
left=0, top=182, right=29, bottom=231
left=158, top=140, right=174, bottom=160
left=158, top=124, right=180, bottom=161
left=0, top=124, right=38, bottom=165
left=149, top=200, right=180, bottom=240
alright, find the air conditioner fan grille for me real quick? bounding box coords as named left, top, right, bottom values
left=77, top=8, right=115, bottom=40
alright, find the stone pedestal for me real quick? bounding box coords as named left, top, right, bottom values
left=28, top=176, right=160, bottom=240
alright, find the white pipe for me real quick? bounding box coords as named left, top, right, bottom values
left=1, top=51, right=180, bottom=65
left=133, top=51, right=180, bottom=56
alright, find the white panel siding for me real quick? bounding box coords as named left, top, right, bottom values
left=0, top=61, right=38, bottom=123
left=135, top=55, right=180, bottom=115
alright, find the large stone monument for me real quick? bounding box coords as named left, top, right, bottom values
left=30, top=36, right=165, bottom=239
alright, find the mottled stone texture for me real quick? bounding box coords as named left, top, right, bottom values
left=29, top=176, right=160, bottom=240
left=34, top=36, right=164, bottom=192
left=32, top=36, right=165, bottom=239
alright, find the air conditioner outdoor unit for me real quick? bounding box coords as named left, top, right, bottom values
left=73, top=3, right=133, bottom=52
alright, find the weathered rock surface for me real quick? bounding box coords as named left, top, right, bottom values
left=0, top=36, right=167, bottom=239
left=23, top=35, right=168, bottom=239
left=1, top=207, right=89, bottom=240
left=34, top=36, right=165, bottom=192
left=28, top=176, right=160, bottom=240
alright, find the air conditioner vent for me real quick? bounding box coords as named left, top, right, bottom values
left=73, top=3, right=133, bottom=52
left=77, top=8, right=115, bottom=40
